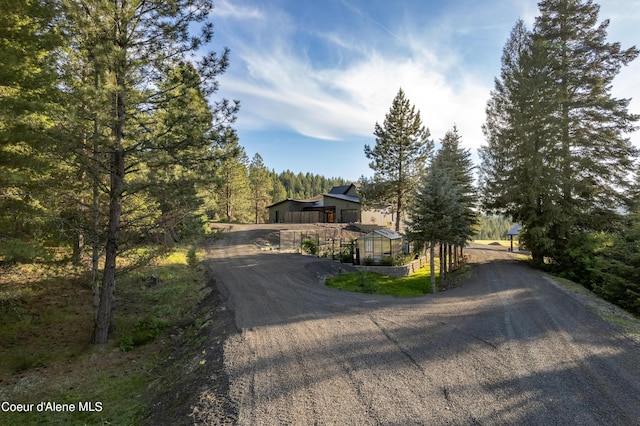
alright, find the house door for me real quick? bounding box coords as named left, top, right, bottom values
left=326, top=211, right=335, bottom=223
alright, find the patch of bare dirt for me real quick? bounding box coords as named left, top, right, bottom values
left=143, top=265, right=238, bottom=426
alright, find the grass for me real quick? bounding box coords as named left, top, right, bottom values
left=0, top=245, right=210, bottom=425
left=327, top=262, right=441, bottom=296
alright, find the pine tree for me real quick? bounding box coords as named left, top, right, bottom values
left=480, top=19, right=561, bottom=264
left=249, top=154, right=273, bottom=224
left=145, top=62, right=218, bottom=241
left=480, top=2, right=638, bottom=266
left=435, top=126, right=478, bottom=251
left=270, top=171, right=287, bottom=204
left=0, top=1, right=63, bottom=251
left=58, top=0, right=239, bottom=344
left=364, top=88, right=433, bottom=231
left=214, top=128, right=250, bottom=222
left=533, top=0, right=638, bottom=259
left=407, top=164, right=463, bottom=293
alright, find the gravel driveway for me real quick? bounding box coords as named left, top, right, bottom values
left=205, top=224, right=640, bottom=425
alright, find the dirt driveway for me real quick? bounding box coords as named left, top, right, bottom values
left=202, top=224, right=640, bottom=425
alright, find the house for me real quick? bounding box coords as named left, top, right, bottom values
left=268, top=184, right=361, bottom=224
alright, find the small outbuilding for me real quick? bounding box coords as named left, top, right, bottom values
left=507, top=224, right=522, bottom=252
left=357, top=229, right=404, bottom=262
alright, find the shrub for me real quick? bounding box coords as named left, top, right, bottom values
left=186, top=245, right=198, bottom=266
left=301, top=238, right=318, bottom=255
left=0, top=239, right=50, bottom=264
left=119, top=317, right=169, bottom=352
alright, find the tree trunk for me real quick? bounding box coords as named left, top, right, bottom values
left=395, top=196, right=402, bottom=232
left=429, top=243, right=436, bottom=294
left=531, top=250, right=545, bottom=267
left=94, top=50, right=126, bottom=343
left=93, top=148, right=124, bottom=344
left=91, top=65, right=101, bottom=325
left=439, top=243, right=445, bottom=284
left=72, top=233, right=83, bottom=265
left=255, top=201, right=259, bottom=224
left=453, top=245, right=458, bottom=269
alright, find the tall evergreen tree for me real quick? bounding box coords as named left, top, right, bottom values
left=214, top=128, right=250, bottom=222
left=145, top=62, right=218, bottom=241
left=480, top=19, right=561, bottom=263
left=435, top=126, right=478, bottom=249
left=533, top=0, right=638, bottom=259
left=363, top=88, right=433, bottom=232
left=59, top=0, right=239, bottom=344
left=249, top=153, right=273, bottom=224
left=0, top=0, right=63, bottom=250
left=480, top=2, right=638, bottom=266
left=270, top=172, right=287, bottom=204
left=407, top=164, right=463, bottom=293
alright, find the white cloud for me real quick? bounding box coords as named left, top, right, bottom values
left=213, top=0, right=263, bottom=20
left=219, top=18, right=491, bottom=151
left=216, top=0, right=640, bottom=166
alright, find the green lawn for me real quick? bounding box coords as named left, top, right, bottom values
left=326, top=263, right=440, bottom=296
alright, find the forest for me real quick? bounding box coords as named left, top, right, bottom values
left=0, top=0, right=355, bottom=344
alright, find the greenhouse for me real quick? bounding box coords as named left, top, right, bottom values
left=356, top=229, right=405, bottom=262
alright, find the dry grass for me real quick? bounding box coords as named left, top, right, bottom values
left=472, top=239, right=519, bottom=249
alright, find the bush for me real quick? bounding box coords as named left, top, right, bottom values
left=119, top=317, right=169, bottom=352
left=301, top=238, right=318, bottom=255
left=0, top=239, right=50, bottom=264
left=361, top=254, right=413, bottom=266
left=186, top=245, right=199, bottom=266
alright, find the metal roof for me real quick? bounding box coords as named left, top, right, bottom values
left=323, top=193, right=359, bottom=203
left=328, top=184, right=355, bottom=195
left=363, top=229, right=403, bottom=240
left=507, top=224, right=522, bottom=235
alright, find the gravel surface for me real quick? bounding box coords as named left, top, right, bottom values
left=204, top=224, right=640, bottom=425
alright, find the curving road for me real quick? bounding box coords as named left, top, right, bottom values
left=206, top=224, right=640, bottom=425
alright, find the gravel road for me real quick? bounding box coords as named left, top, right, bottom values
left=206, top=224, right=640, bottom=425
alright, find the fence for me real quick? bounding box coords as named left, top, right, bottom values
left=279, top=229, right=357, bottom=261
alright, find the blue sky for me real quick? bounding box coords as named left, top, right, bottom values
left=209, top=0, right=640, bottom=181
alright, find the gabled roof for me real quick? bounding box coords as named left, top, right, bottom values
left=267, top=195, right=322, bottom=209
left=328, top=183, right=357, bottom=195
left=323, top=193, right=359, bottom=204
left=363, top=229, right=403, bottom=240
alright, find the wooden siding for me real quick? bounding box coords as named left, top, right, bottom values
left=284, top=211, right=323, bottom=223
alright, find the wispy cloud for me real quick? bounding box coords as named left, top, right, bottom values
left=213, top=0, right=263, bottom=20
left=215, top=0, right=640, bottom=165
left=217, top=4, right=492, bottom=149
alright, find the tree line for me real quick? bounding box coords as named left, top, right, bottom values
left=201, top=138, right=350, bottom=224
left=0, top=0, right=346, bottom=344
